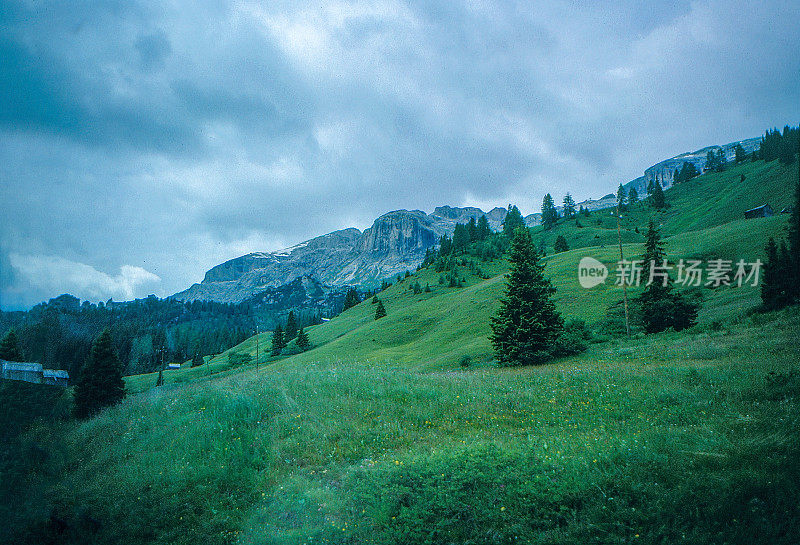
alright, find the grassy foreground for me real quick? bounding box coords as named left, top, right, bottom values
left=3, top=157, right=799, bottom=543
left=2, top=307, right=799, bottom=544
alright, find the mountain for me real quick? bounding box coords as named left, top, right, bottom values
left=175, top=135, right=767, bottom=305
left=624, top=137, right=761, bottom=195
left=173, top=208, right=488, bottom=304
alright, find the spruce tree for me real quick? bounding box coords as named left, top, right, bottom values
left=271, top=324, right=285, bottom=356
left=476, top=215, right=491, bottom=240
left=562, top=194, right=576, bottom=219
left=652, top=179, right=665, bottom=209
left=638, top=221, right=698, bottom=333
left=616, top=184, right=627, bottom=212
left=375, top=300, right=387, bottom=320
left=73, top=329, right=126, bottom=418
left=296, top=328, right=311, bottom=351
left=0, top=329, right=23, bottom=361
left=541, top=194, right=558, bottom=230
left=285, top=311, right=298, bottom=340
left=554, top=235, right=569, bottom=253
left=191, top=352, right=204, bottom=367
left=342, top=288, right=361, bottom=311
left=502, top=205, right=525, bottom=236
left=490, top=227, right=563, bottom=366
left=467, top=217, right=478, bottom=242
left=628, top=187, right=639, bottom=205
left=789, top=144, right=800, bottom=302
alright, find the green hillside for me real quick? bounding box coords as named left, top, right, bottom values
left=3, top=157, right=799, bottom=544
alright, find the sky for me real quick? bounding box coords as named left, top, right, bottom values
left=1, top=0, right=798, bottom=310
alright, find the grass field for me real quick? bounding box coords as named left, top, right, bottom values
left=2, top=158, right=799, bottom=544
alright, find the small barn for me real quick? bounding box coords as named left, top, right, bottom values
left=43, top=369, right=70, bottom=387
left=1, top=361, right=44, bottom=384
left=744, top=204, right=774, bottom=219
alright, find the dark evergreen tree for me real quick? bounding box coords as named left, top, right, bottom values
left=761, top=238, right=790, bottom=310
left=73, top=329, right=126, bottom=418
left=342, top=288, right=361, bottom=311
left=452, top=223, right=470, bottom=252
left=541, top=194, right=558, bottom=230
left=490, top=227, right=563, bottom=366
left=271, top=324, right=285, bottom=356
left=285, top=311, right=297, bottom=340
left=562, top=194, right=576, bottom=219
left=296, top=328, right=311, bottom=351
left=502, top=205, right=526, bottom=236
left=652, top=179, right=665, bottom=209
left=790, top=146, right=800, bottom=301
left=476, top=215, right=491, bottom=240
left=554, top=235, right=569, bottom=253
left=191, top=352, right=204, bottom=367
left=638, top=221, right=698, bottom=333
left=0, top=329, right=23, bottom=361
left=374, top=300, right=387, bottom=320
left=628, top=187, right=639, bottom=205
left=467, top=217, right=478, bottom=242
left=734, top=143, right=747, bottom=164
left=616, top=184, right=627, bottom=212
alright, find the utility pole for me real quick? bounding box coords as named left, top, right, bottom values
left=615, top=204, right=632, bottom=337
left=255, top=325, right=259, bottom=371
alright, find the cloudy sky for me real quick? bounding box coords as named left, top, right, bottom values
left=1, top=0, right=798, bottom=309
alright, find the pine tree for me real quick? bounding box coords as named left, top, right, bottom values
left=375, top=300, right=387, bottom=319
left=652, top=179, right=665, bottom=209
left=73, top=329, right=126, bottom=418
left=502, top=205, right=525, bottom=236
left=638, top=221, right=698, bottom=333
left=271, top=324, right=285, bottom=356
left=191, top=352, right=204, bottom=367
left=342, top=288, right=361, bottom=311
left=616, top=184, right=627, bottom=212
left=628, top=187, right=639, bottom=205
left=562, top=194, right=576, bottom=219
left=467, top=217, right=478, bottom=242
left=0, top=329, right=23, bottom=361
left=734, top=143, right=747, bottom=164
left=285, top=311, right=297, bottom=340
left=490, top=227, right=563, bottom=366
left=296, top=328, right=311, bottom=351
left=541, top=194, right=558, bottom=230
left=476, top=215, right=491, bottom=240
left=554, top=235, right=569, bottom=253
left=789, top=141, right=800, bottom=302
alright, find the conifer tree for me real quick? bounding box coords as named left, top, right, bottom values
left=554, top=235, right=569, bottom=253
left=562, top=194, right=576, bottom=219
left=652, top=179, right=665, bottom=209
left=271, top=324, right=285, bottom=356
left=490, top=227, right=563, bottom=366
left=73, top=329, right=126, bottom=418
left=476, top=215, right=491, bottom=240
left=789, top=141, right=800, bottom=301
left=285, top=311, right=297, bottom=340
left=296, top=328, right=311, bottom=351
left=628, top=187, right=639, bottom=205
left=502, top=205, right=525, bottom=236
left=616, top=184, right=627, bottom=212
left=0, top=329, right=22, bottom=361
left=541, top=194, right=558, bottom=230
left=342, top=288, right=361, bottom=311
left=467, top=217, right=478, bottom=242
left=191, top=352, right=204, bottom=367
left=734, top=143, right=747, bottom=164
left=638, top=220, right=698, bottom=333
left=374, top=300, right=387, bottom=320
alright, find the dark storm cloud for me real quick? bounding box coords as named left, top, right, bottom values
left=1, top=0, right=798, bottom=309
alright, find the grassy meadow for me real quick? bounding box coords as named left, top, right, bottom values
left=2, top=157, right=799, bottom=544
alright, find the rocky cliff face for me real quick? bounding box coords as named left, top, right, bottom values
left=173, top=207, right=486, bottom=303
left=625, top=137, right=761, bottom=195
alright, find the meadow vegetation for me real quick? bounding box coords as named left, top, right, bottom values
left=2, top=157, right=799, bottom=544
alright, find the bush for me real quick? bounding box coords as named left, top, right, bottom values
left=551, top=320, right=591, bottom=357
left=458, top=355, right=472, bottom=368
left=228, top=352, right=252, bottom=367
